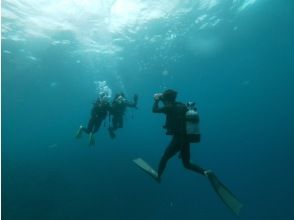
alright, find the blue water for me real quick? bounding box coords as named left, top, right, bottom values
left=2, top=0, right=294, bottom=219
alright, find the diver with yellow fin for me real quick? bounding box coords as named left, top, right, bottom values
left=133, top=89, right=243, bottom=215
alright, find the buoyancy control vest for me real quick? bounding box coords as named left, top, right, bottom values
left=163, top=102, right=187, bottom=135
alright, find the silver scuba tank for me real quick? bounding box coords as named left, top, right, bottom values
left=186, top=102, right=200, bottom=142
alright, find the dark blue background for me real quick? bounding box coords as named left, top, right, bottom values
left=2, top=1, right=294, bottom=219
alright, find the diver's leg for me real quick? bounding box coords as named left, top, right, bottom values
left=109, top=115, right=114, bottom=129
left=112, top=116, right=119, bottom=131
left=92, top=117, right=103, bottom=133
left=108, top=116, right=117, bottom=138
left=82, top=117, right=95, bottom=134
left=157, top=135, right=181, bottom=179
left=89, top=118, right=103, bottom=146
left=76, top=117, right=95, bottom=138
left=118, top=116, right=123, bottom=129
left=181, top=139, right=206, bottom=175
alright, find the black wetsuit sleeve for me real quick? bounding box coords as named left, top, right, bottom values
left=152, top=100, right=168, bottom=113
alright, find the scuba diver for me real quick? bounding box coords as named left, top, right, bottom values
left=108, top=92, right=138, bottom=139
left=75, top=93, right=111, bottom=146
left=133, top=89, right=243, bottom=215
left=152, top=89, right=207, bottom=181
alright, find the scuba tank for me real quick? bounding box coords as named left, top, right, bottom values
left=186, top=102, right=200, bottom=143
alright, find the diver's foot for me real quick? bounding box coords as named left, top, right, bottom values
left=89, top=133, right=95, bottom=146
left=75, top=126, right=83, bottom=139
left=155, top=174, right=161, bottom=183
left=204, top=169, right=213, bottom=177
left=108, top=128, right=116, bottom=139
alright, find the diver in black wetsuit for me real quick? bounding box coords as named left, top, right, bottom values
left=108, top=92, right=138, bottom=139
left=76, top=95, right=110, bottom=146
left=152, top=89, right=207, bottom=182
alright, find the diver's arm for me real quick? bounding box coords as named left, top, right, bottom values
left=152, top=100, right=167, bottom=113
left=126, top=101, right=137, bottom=108
left=126, top=94, right=138, bottom=108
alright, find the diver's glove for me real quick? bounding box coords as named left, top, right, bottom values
left=154, top=93, right=162, bottom=101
